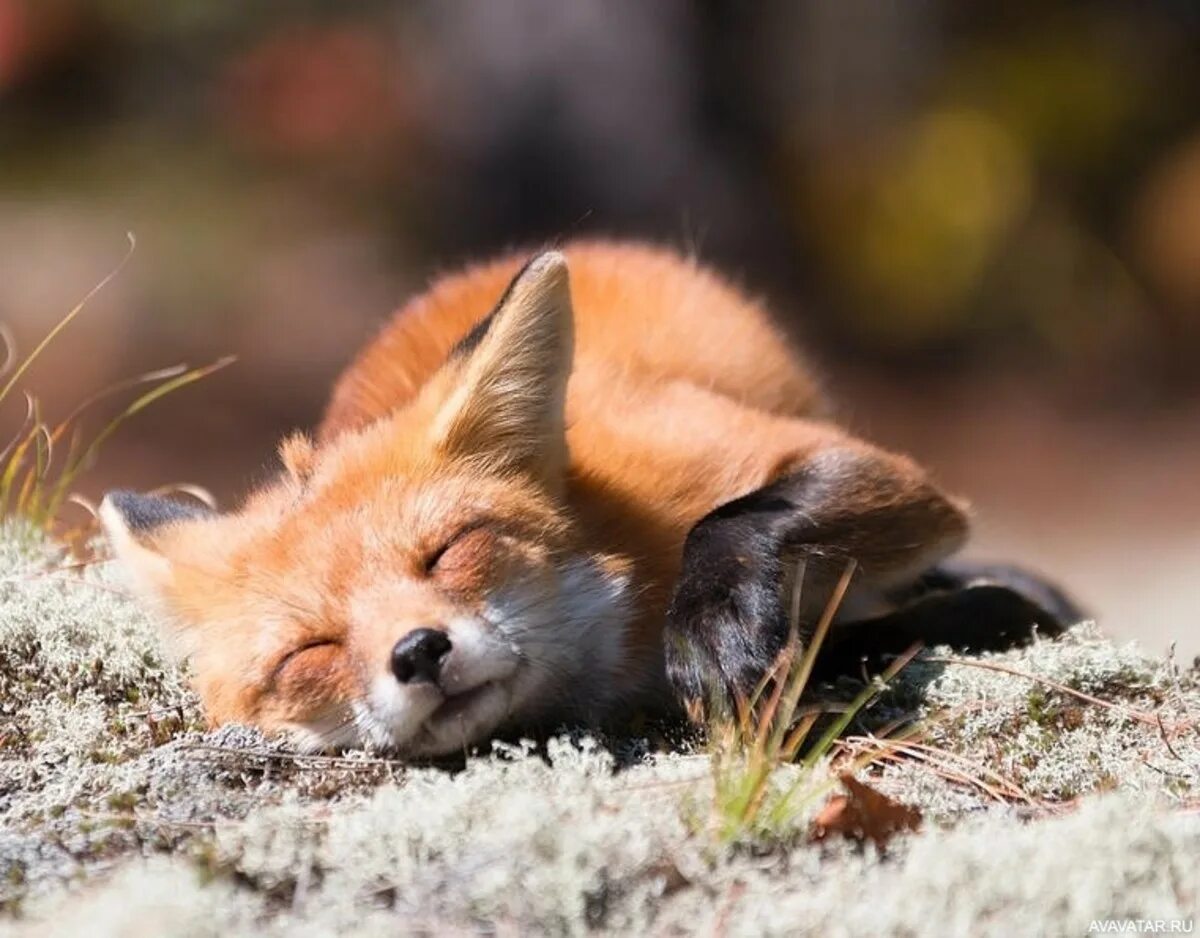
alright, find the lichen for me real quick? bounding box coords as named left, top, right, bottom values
left=1, top=526, right=1197, bottom=934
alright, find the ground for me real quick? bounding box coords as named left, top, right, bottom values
left=1, top=524, right=1197, bottom=937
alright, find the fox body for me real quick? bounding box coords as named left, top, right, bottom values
left=102, top=242, right=1079, bottom=756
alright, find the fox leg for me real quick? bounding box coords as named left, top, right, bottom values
left=810, top=561, right=1086, bottom=679
left=914, top=559, right=1085, bottom=627
left=664, top=440, right=1079, bottom=710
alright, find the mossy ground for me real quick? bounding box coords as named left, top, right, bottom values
left=1, top=525, right=1197, bottom=936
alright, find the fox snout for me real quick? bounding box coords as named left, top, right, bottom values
left=390, top=628, right=452, bottom=684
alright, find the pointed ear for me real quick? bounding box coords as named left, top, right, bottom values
left=99, top=491, right=215, bottom=601
left=430, top=250, right=574, bottom=490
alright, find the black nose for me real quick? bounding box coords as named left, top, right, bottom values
left=391, top=628, right=451, bottom=684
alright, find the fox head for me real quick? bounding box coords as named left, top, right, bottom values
left=101, top=253, right=632, bottom=757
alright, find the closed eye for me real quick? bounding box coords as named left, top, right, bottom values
left=270, top=639, right=339, bottom=685
left=424, top=522, right=489, bottom=574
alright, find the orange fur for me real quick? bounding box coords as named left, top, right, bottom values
left=322, top=242, right=846, bottom=650
left=102, top=241, right=966, bottom=755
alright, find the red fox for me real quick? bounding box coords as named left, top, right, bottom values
left=101, top=242, right=1080, bottom=756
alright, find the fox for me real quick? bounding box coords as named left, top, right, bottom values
left=100, top=241, right=1082, bottom=757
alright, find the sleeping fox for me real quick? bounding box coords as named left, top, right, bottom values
left=101, top=242, right=1081, bottom=756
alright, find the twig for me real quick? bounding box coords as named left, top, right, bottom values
left=925, top=656, right=1173, bottom=729
left=710, top=881, right=747, bottom=938
left=1157, top=712, right=1187, bottom=762
left=76, top=809, right=219, bottom=831
left=891, top=739, right=1039, bottom=805
left=125, top=704, right=191, bottom=720
left=846, top=737, right=1037, bottom=807
left=181, top=742, right=407, bottom=771
left=870, top=748, right=1015, bottom=804
left=1141, top=758, right=1193, bottom=781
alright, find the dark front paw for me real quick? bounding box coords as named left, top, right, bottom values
left=664, top=520, right=791, bottom=717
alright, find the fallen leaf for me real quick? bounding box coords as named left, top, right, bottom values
left=811, top=773, right=921, bottom=848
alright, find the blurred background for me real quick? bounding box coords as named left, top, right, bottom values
left=2, top=1, right=1198, bottom=651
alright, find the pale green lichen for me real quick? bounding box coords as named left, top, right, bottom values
left=1, top=525, right=1197, bottom=934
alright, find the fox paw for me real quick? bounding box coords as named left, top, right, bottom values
left=663, top=515, right=792, bottom=717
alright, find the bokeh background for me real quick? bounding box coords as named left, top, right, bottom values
left=2, top=1, right=1198, bottom=651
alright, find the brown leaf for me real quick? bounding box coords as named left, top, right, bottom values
left=811, top=773, right=921, bottom=848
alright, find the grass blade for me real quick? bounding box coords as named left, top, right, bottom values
left=46, top=363, right=192, bottom=447
left=0, top=324, right=16, bottom=380
left=44, top=355, right=235, bottom=518
left=0, top=393, right=36, bottom=468
left=0, top=233, right=136, bottom=409
left=0, top=240, right=230, bottom=550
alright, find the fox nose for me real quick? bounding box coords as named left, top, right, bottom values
left=391, top=628, right=452, bottom=684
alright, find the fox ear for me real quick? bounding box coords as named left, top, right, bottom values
left=99, top=491, right=215, bottom=600
left=431, top=250, right=574, bottom=490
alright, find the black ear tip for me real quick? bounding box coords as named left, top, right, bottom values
left=101, top=489, right=214, bottom=532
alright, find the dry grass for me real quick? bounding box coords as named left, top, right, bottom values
left=0, top=234, right=230, bottom=547
left=701, top=559, right=925, bottom=844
